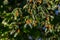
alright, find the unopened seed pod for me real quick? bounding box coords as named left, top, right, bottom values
left=17, top=29, right=20, bottom=33
left=29, top=0, right=33, bottom=3
left=16, top=10, right=19, bottom=16
left=37, top=0, right=42, bottom=4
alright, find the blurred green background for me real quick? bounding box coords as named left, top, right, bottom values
left=0, top=0, right=60, bottom=40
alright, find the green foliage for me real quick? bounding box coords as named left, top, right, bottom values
left=0, top=0, right=60, bottom=40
